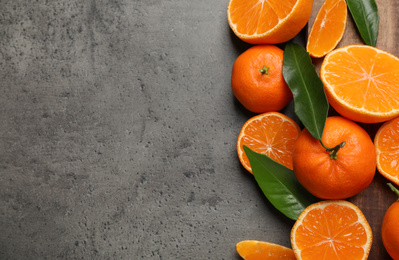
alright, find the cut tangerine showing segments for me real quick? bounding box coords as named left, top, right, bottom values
left=236, top=240, right=295, bottom=259
left=237, top=112, right=300, bottom=173
left=307, top=0, right=347, bottom=58
left=374, top=116, right=399, bottom=186
left=320, top=45, right=399, bottom=123
left=291, top=200, right=373, bottom=260
left=227, top=0, right=314, bottom=44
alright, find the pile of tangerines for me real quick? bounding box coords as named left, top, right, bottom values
left=227, top=0, right=399, bottom=259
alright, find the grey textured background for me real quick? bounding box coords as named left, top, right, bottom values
left=1, top=0, right=295, bottom=259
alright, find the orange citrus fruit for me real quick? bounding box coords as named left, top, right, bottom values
left=381, top=184, right=399, bottom=260
left=306, top=0, right=347, bottom=58
left=231, top=45, right=292, bottom=113
left=291, top=200, right=373, bottom=260
left=374, top=116, right=399, bottom=186
left=320, top=45, right=399, bottom=123
left=227, top=0, right=314, bottom=44
left=236, top=240, right=296, bottom=259
left=237, top=112, right=300, bottom=173
left=292, top=116, right=376, bottom=199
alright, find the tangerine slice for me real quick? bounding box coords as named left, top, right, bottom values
left=237, top=112, right=300, bottom=173
left=374, top=116, right=399, bottom=186
left=291, top=200, right=373, bottom=260
left=307, top=0, right=347, bottom=58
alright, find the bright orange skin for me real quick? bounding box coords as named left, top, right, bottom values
left=231, top=45, right=292, bottom=113
left=293, top=116, right=376, bottom=199
left=382, top=201, right=399, bottom=260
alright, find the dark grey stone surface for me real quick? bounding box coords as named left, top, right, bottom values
left=1, top=0, right=294, bottom=259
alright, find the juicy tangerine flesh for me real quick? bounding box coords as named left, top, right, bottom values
left=307, top=0, right=347, bottom=57
left=236, top=240, right=295, bottom=260
left=237, top=112, right=300, bottom=173
left=375, top=117, right=399, bottom=185
left=321, top=45, right=399, bottom=123
left=292, top=201, right=372, bottom=260
left=229, top=0, right=296, bottom=35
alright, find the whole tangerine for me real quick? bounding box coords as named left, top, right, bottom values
left=292, top=116, right=376, bottom=199
left=382, top=183, right=399, bottom=260
left=231, top=45, right=292, bottom=113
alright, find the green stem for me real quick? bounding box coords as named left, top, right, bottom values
left=387, top=183, right=399, bottom=200
left=260, top=66, right=270, bottom=75
left=319, top=140, right=346, bottom=160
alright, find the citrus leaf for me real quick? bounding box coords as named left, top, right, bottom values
left=283, top=43, right=329, bottom=140
left=346, top=0, right=379, bottom=46
left=243, top=146, right=318, bottom=221
left=387, top=183, right=399, bottom=198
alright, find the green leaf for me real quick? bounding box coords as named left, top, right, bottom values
left=244, top=146, right=318, bottom=221
left=346, top=0, right=379, bottom=46
left=387, top=183, right=399, bottom=199
left=283, top=43, right=329, bottom=140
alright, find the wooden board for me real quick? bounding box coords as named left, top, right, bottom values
left=308, top=1, right=399, bottom=259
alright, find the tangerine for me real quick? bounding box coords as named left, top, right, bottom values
left=231, top=45, right=292, bottom=113
left=227, top=0, right=314, bottom=44
left=321, top=45, right=399, bottom=123
left=237, top=112, right=300, bottom=173
left=382, top=183, right=399, bottom=260
left=291, top=200, right=373, bottom=260
left=292, top=116, right=376, bottom=199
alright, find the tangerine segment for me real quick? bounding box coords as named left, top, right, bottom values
left=237, top=112, right=300, bottom=173
left=236, top=240, right=296, bottom=259
left=227, top=0, right=313, bottom=44
left=291, top=200, right=372, bottom=260
left=307, top=0, right=347, bottom=58
left=321, top=45, right=399, bottom=123
left=374, top=117, right=399, bottom=186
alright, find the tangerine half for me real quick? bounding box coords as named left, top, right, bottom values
left=291, top=200, right=373, bottom=260
left=227, top=0, right=314, bottom=44
left=237, top=112, right=300, bottom=173
left=321, top=45, right=399, bottom=123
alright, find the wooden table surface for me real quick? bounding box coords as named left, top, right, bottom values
left=308, top=0, right=398, bottom=259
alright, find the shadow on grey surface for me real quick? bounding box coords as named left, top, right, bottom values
left=228, top=29, right=253, bottom=56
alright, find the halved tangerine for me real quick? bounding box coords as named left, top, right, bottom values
left=374, top=116, right=399, bottom=186
left=237, top=112, right=300, bottom=173
left=227, top=0, right=314, bottom=44
left=291, top=200, right=373, bottom=260
left=321, top=45, right=399, bottom=123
